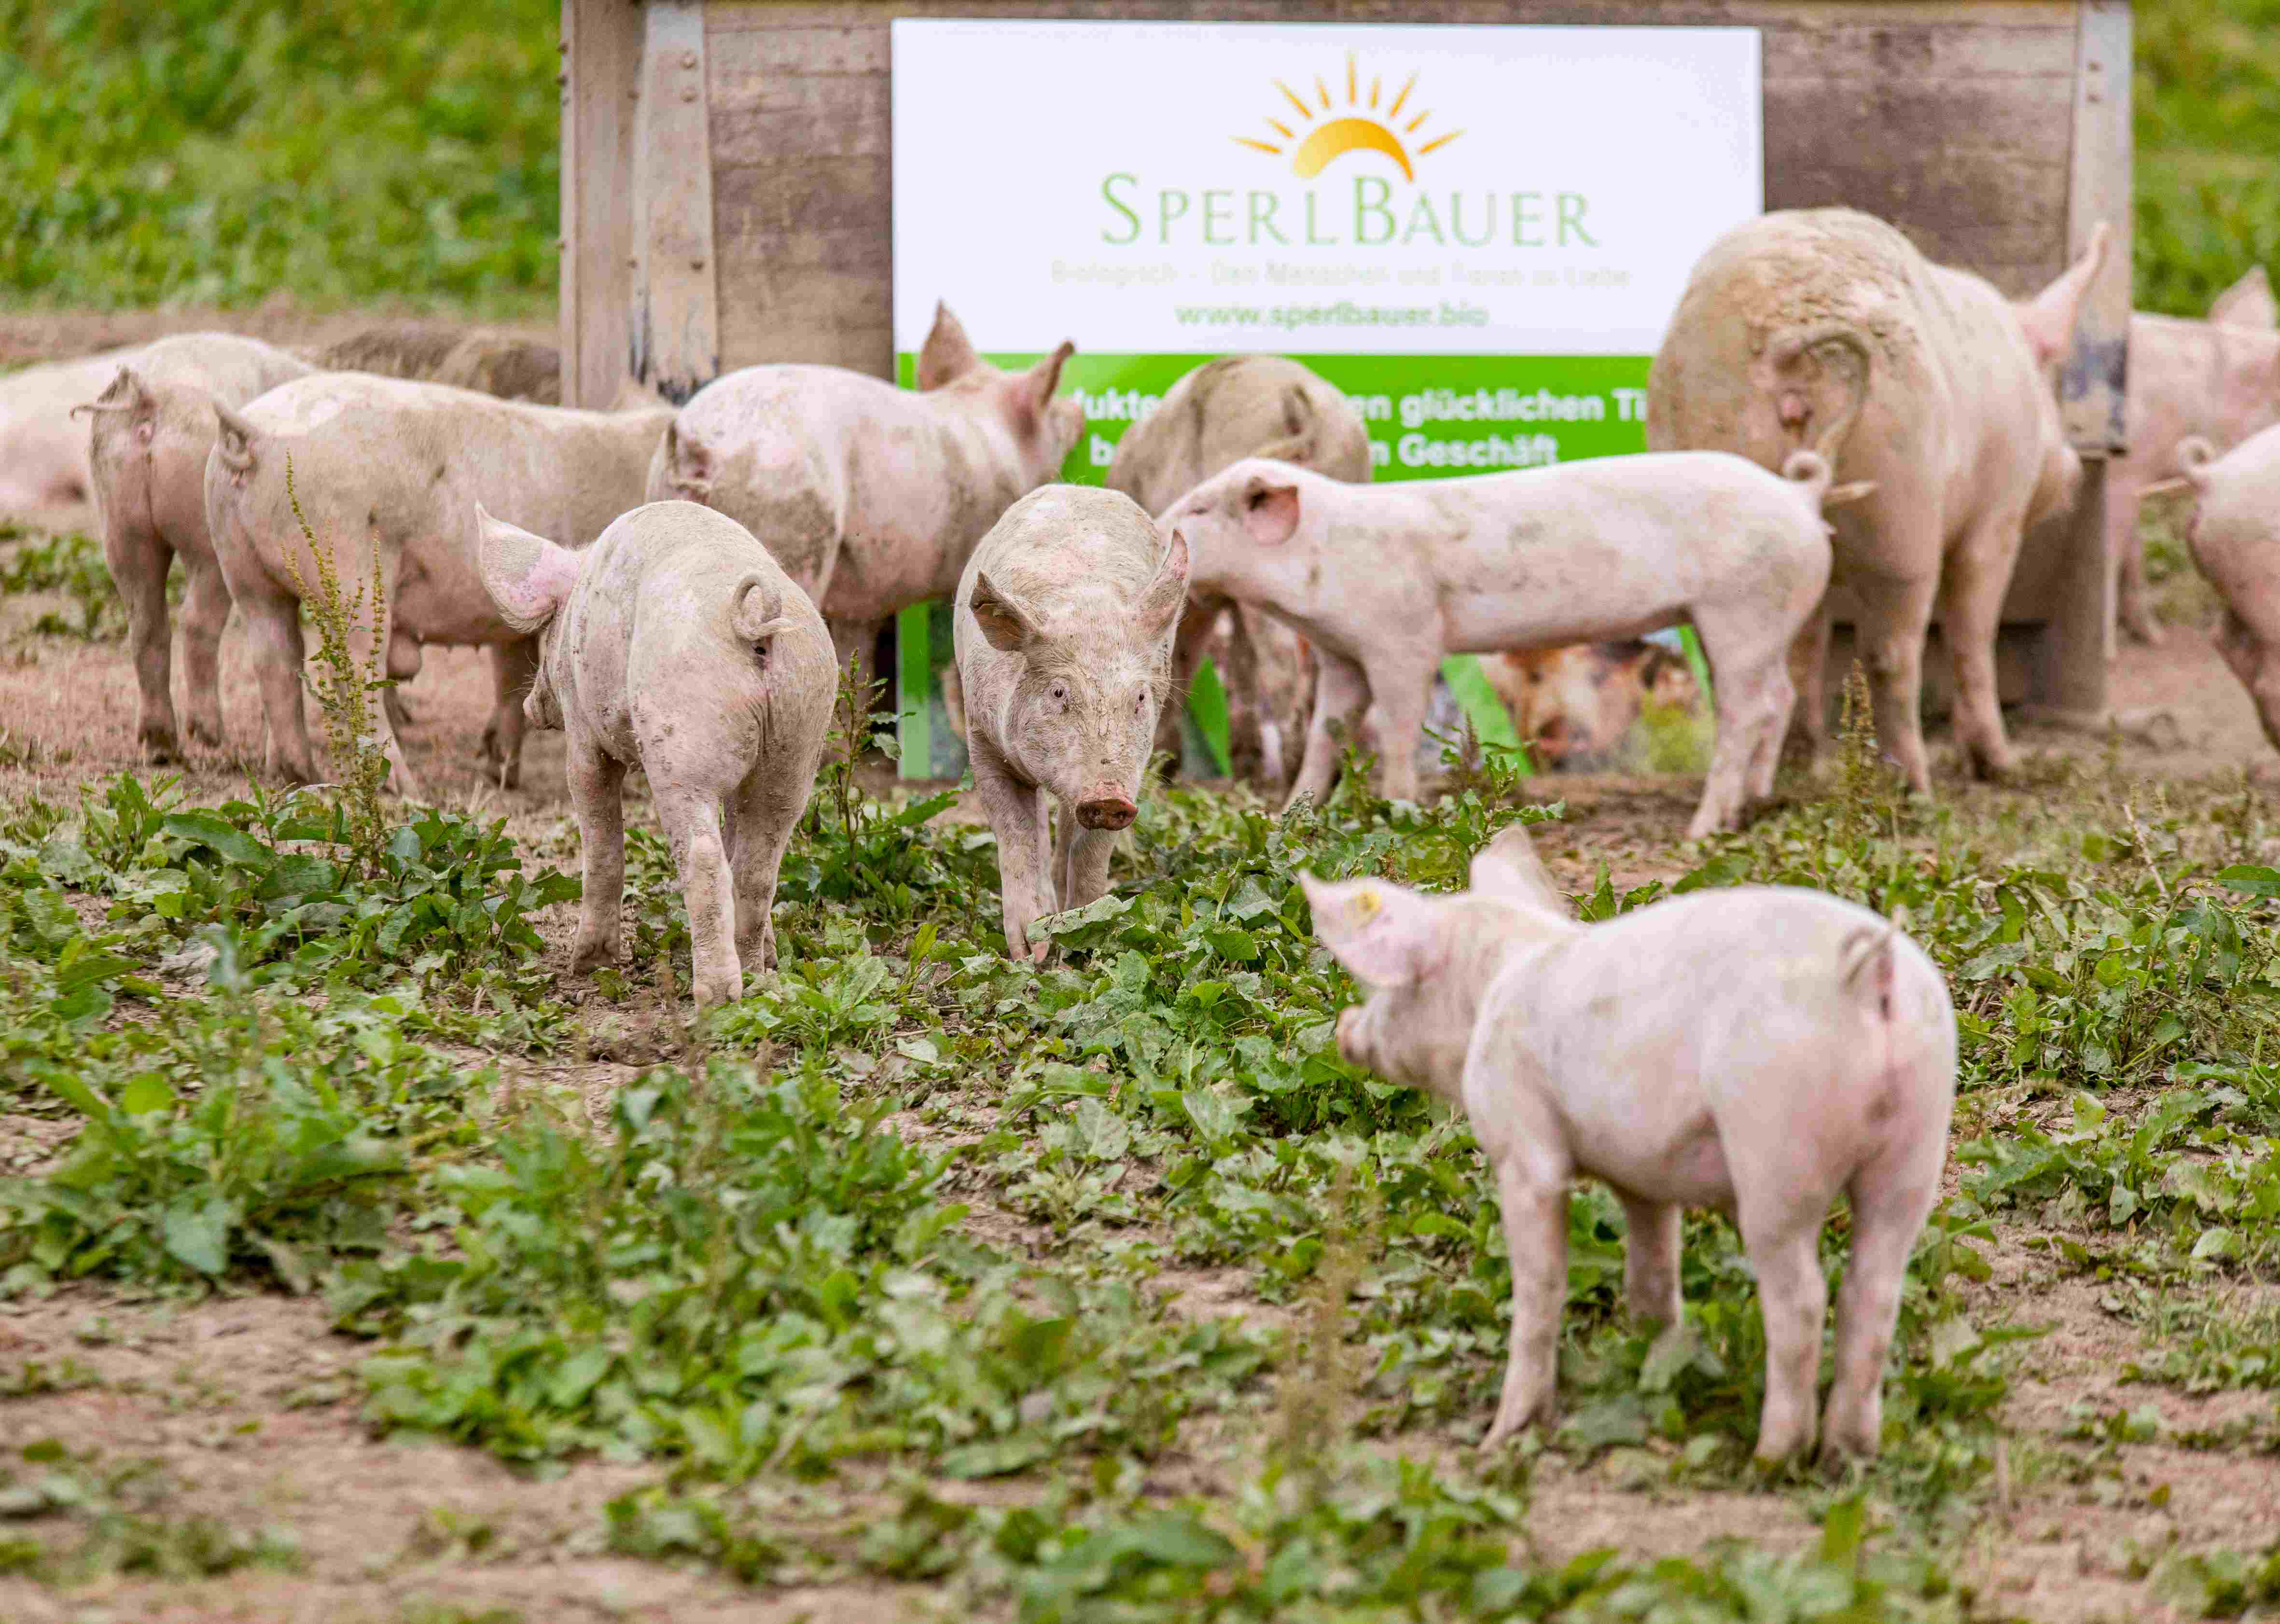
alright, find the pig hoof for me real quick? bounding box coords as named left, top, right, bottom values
left=139, top=733, right=181, bottom=766
left=2122, top=615, right=2166, bottom=648
left=571, top=939, right=621, bottom=975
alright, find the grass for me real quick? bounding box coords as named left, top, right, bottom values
left=0, top=0, right=2267, bottom=319
left=0, top=0, right=557, bottom=315
left=6, top=725, right=2280, bottom=1611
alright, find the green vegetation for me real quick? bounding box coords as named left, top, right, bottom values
left=2136, top=0, right=2280, bottom=315
left=0, top=0, right=558, bottom=314
left=0, top=0, right=2267, bottom=318
left=6, top=725, right=2280, bottom=1610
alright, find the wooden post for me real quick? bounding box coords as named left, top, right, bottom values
left=2029, top=0, right=2131, bottom=727
left=560, top=0, right=642, bottom=410
left=629, top=0, right=721, bottom=404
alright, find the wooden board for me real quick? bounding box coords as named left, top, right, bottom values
left=560, top=0, right=642, bottom=411
left=628, top=0, right=721, bottom=403
left=688, top=0, right=2090, bottom=381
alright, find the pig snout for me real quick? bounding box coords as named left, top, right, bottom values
left=1075, top=789, right=1137, bottom=831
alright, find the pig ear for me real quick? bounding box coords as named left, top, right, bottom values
left=1241, top=472, right=1302, bottom=546
left=474, top=503, right=580, bottom=635
left=968, top=568, right=1042, bottom=654
left=1024, top=340, right=1076, bottom=416
left=1138, top=527, right=1189, bottom=642
left=918, top=303, right=982, bottom=391
left=2015, top=221, right=2111, bottom=369
left=2210, top=265, right=2277, bottom=332
left=1469, top=824, right=1570, bottom=919
left=1299, top=872, right=1451, bottom=989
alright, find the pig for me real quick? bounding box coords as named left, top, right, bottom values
left=474, top=500, right=834, bottom=1009
left=78, top=334, right=317, bottom=761
left=954, top=486, right=1189, bottom=961
left=1648, top=208, right=2110, bottom=791
left=204, top=374, right=673, bottom=796
left=1159, top=448, right=1856, bottom=839
left=648, top=304, right=1082, bottom=684
left=2, top=345, right=142, bottom=530
left=2110, top=266, right=2279, bottom=649
left=2146, top=428, right=2280, bottom=755
left=1303, top=821, right=1956, bottom=1461
left=311, top=325, right=563, bottom=404
left=1106, top=355, right=1373, bottom=787
left=1484, top=639, right=1699, bottom=770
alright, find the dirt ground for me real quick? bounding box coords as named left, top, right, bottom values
left=4, top=315, right=2279, bottom=1624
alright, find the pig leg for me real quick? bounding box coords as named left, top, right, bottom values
left=1853, top=565, right=1940, bottom=795
left=971, top=735, right=1052, bottom=961
left=1219, top=603, right=1268, bottom=783
left=658, top=787, right=740, bottom=1010
left=1483, top=1159, right=1568, bottom=1448
left=177, top=553, right=232, bottom=750
left=343, top=579, right=418, bottom=798
left=1054, top=814, right=1119, bottom=913
left=236, top=585, right=316, bottom=786
left=567, top=739, right=627, bottom=974
left=726, top=766, right=806, bottom=977
left=2216, top=611, right=2280, bottom=754
left=1735, top=1185, right=1834, bottom=1462
left=1820, top=1137, right=1944, bottom=1459
left=480, top=639, right=538, bottom=789
left=1937, top=516, right=2027, bottom=781
left=382, top=630, right=421, bottom=736
left=1360, top=653, right=1436, bottom=803
left=1784, top=597, right=1833, bottom=766
left=1619, top=1194, right=1682, bottom=1327
left=107, top=520, right=181, bottom=762
left=1155, top=597, right=1228, bottom=771
left=2108, top=482, right=2162, bottom=649
left=1286, top=650, right=1368, bottom=812
left=829, top=616, right=883, bottom=699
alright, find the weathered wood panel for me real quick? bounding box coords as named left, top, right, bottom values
left=560, top=0, right=642, bottom=409
left=628, top=0, right=721, bottom=403
left=698, top=0, right=2091, bottom=380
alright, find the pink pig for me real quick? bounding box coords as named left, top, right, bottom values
left=1303, top=823, right=1956, bottom=1461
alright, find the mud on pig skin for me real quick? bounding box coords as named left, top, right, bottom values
left=202, top=372, right=672, bottom=797
left=955, top=485, right=1189, bottom=962
left=476, top=499, right=834, bottom=1012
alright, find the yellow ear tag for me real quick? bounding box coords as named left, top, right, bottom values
left=1349, top=888, right=1383, bottom=925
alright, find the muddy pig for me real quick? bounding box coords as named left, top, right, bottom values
left=2110, top=266, right=2279, bottom=649
left=1648, top=210, right=2109, bottom=791
left=650, top=304, right=1082, bottom=682
left=1106, top=355, right=1372, bottom=787
left=1160, top=449, right=1859, bottom=838
left=79, top=334, right=317, bottom=761
left=205, top=374, right=672, bottom=796
left=476, top=500, right=833, bottom=1010
left=955, top=486, right=1188, bottom=961
left=1304, top=821, right=1956, bottom=1461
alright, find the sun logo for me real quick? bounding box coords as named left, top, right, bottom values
left=1234, top=52, right=1462, bottom=182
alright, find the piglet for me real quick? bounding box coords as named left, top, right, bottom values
left=1162, top=449, right=1856, bottom=837
left=2151, top=429, right=2280, bottom=755
left=955, top=486, right=1188, bottom=960
left=476, top=500, right=834, bottom=1011
left=1302, top=824, right=1956, bottom=1462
